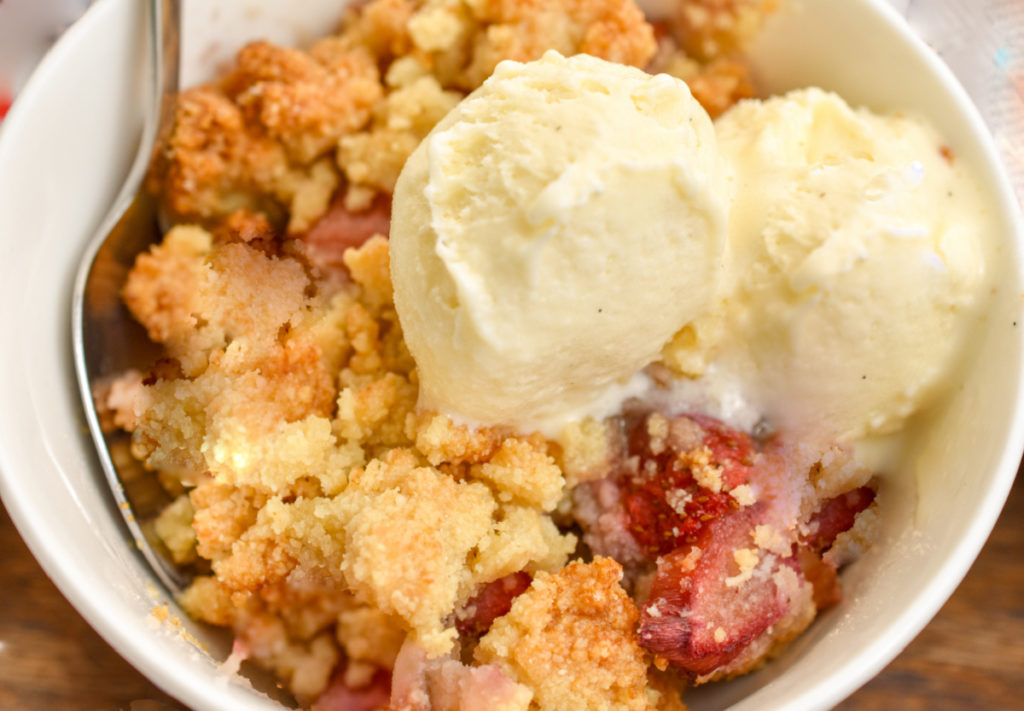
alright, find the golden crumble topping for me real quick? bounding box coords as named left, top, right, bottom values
left=338, top=74, right=463, bottom=199
left=96, top=0, right=820, bottom=708
left=153, top=494, right=197, bottom=565
left=335, top=605, right=407, bottom=670
left=471, top=437, right=565, bottom=511
left=147, top=0, right=751, bottom=238
left=227, top=40, right=381, bottom=164
left=554, top=417, right=620, bottom=486
left=476, top=558, right=655, bottom=711
left=671, top=0, right=776, bottom=60
left=336, top=449, right=496, bottom=655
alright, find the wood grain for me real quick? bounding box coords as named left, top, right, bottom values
left=1, top=463, right=1022, bottom=711
left=0, top=505, right=181, bottom=711
left=834, top=463, right=1024, bottom=711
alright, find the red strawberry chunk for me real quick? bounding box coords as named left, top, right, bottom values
left=577, top=411, right=878, bottom=679
left=618, top=413, right=756, bottom=558
left=299, top=191, right=390, bottom=273
left=456, top=571, right=532, bottom=638
left=803, top=487, right=876, bottom=553
left=650, top=19, right=672, bottom=43
left=639, top=509, right=788, bottom=676
left=794, top=485, right=875, bottom=609
left=689, top=414, right=758, bottom=490
left=311, top=667, right=391, bottom=711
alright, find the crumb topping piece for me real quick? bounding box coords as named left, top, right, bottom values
left=472, top=437, right=565, bottom=511
left=338, top=449, right=497, bottom=655
left=476, top=558, right=654, bottom=711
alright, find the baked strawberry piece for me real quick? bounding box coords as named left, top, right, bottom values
left=572, top=411, right=876, bottom=680
left=640, top=507, right=792, bottom=675
left=298, top=191, right=391, bottom=275
left=620, top=413, right=756, bottom=557
left=456, top=572, right=533, bottom=638
left=312, top=667, right=391, bottom=711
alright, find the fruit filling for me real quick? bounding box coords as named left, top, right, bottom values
left=574, top=411, right=876, bottom=680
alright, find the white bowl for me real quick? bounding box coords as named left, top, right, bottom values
left=0, top=1, right=1021, bottom=710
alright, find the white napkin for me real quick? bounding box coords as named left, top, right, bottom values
left=890, top=0, right=1024, bottom=204
left=0, top=0, right=92, bottom=102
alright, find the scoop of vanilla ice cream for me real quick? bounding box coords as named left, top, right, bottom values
left=390, top=51, right=726, bottom=433
left=711, top=88, right=986, bottom=439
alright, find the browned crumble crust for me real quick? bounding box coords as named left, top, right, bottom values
left=671, top=0, right=777, bottom=60
left=148, top=0, right=752, bottom=232
left=226, top=40, right=382, bottom=164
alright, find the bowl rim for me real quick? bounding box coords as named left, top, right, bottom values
left=0, top=3, right=283, bottom=709
left=793, top=6, right=1024, bottom=710
left=0, top=0, right=1022, bottom=710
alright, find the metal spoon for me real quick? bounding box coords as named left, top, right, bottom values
left=71, top=0, right=186, bottom=594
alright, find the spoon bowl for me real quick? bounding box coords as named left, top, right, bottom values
left=70, top=0, right=185, bottom=594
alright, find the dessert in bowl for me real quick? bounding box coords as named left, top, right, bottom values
left=0, top=1, right=1021, bottom=710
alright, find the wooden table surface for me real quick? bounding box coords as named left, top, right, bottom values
left=1, top=465, right=1022, bottom=711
